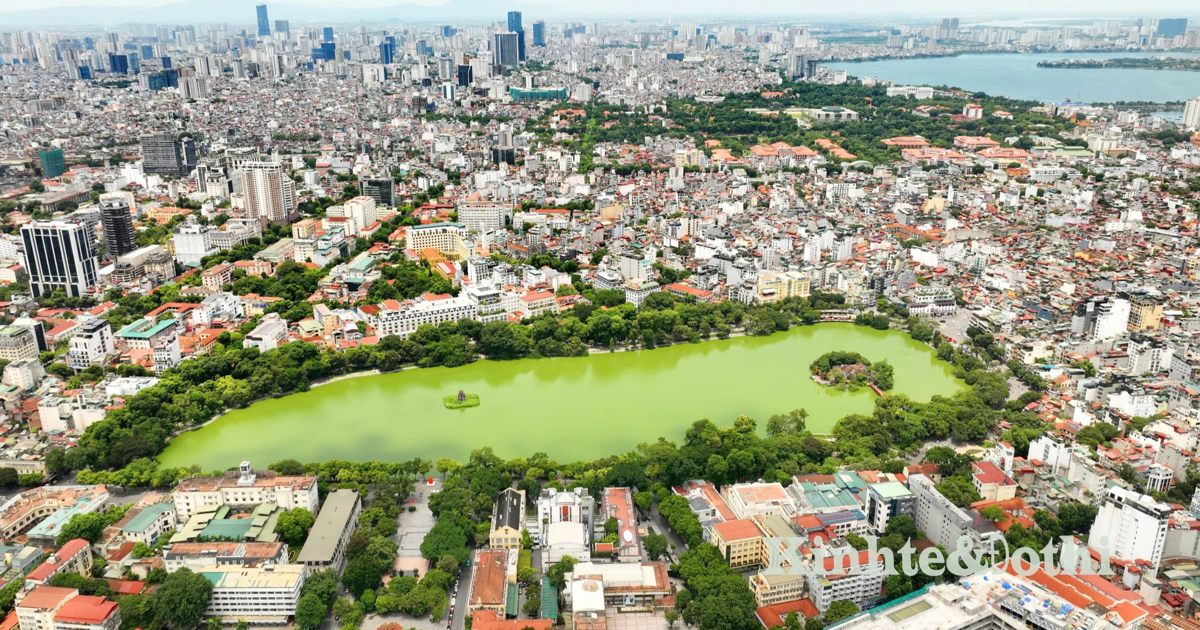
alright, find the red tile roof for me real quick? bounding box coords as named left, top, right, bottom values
left=53, top=596, right=118, bottom=625
left=756, top=599, right=819, bottom=628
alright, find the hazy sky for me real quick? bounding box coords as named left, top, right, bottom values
left=2, top=0, right=1197, bottom=18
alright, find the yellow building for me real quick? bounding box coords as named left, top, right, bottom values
left=488, top=488, right=526, bottom=550
left=711, top=519, right=765, bottom=570
left=780, top=271, right=812, bottom=298
left=710, top=514, right=796, bottom=571
left=1127, top=293, right=1163, bottom=331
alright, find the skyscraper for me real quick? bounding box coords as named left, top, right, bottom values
left=109, top=53, right=129, bottom=74
left=241, top=161, right=297, bottom=224
left=21, top=220, right=100, bottom=298
left=532, top=21, right=545, bottom=47
left=323, top=27, right=334, bottom=43
left=256, top=4, right=270, bottom=37
left=100, top=197, right=136, bottom=259
left=491, top=32, right=519, bottom=70
left=140, top=134, right=194, bottom=177
left=274, top=20, right=290, bottom=37
left=507, top=11, right=526, bottom=61
left=1183, top=96, right=1200, bottom=131
left=379, top=41, right=393, bottom=64
left=37, top=148, right=65, bottom=179
left=1158, top=18, right=1188, bottom=37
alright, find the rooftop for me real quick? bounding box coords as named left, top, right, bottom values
left=295, top=490, right=359, bottom=565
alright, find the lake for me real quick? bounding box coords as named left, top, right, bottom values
left=825, top=51, right=1200, bottom=103
left=157, top=325, right=963, bottom=470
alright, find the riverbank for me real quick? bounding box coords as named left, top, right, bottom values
left=1037, top=57, right=1200, bottom=71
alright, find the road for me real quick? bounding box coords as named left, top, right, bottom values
left=645, top=505, right=686, bottom=564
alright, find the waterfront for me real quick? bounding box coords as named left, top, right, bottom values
left=825, top=51, right=1200, bottom=103
left=158, top=325, right=963, bottom=469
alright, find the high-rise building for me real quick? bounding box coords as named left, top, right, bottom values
left=507, top=11, right=526, bottom=61
left=241, top=161, right=297, bottom=224
left=139, top=133, right=194, bottom=177
left=108, top=53, right=129, bottom=74
left=457, top=64, right=474, bottom=87
left=1089, top=486, right=1170, bottom=568
left=323, top=27, right=334, bottom=43
left=532, top=21, right=546, bottom=47
left=1184, top=96, right=1200, bottom=131
left=256, top=4, right=270, bottom=36
left=379, top=41, right=393, bottom=64
left=37, top=148, right=65, bottom=179
left=360, top=177, right=396, bottom=207
left=491, top=32, right=519, bottom=70
left=100, top=197, right=136, bottom=259
left=21, top=221, right=100, bottom=298
left=1157, top=18, right=1188, bottom=37
left=274, top=20, right=290, bottom=37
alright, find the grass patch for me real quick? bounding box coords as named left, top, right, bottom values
left=519, top=549, right=532, bottom=570
left=444, top=393, right=481, bottom=409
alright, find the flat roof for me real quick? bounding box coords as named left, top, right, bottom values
left=201, top=564, right=304, bottom=590
left=116, top=318, right=175, bottom=339
left=871, top=481, right=913, bottom=499
left=295, top=490, right=358, bottom=564
left=121, top=503, right=173, bottom=534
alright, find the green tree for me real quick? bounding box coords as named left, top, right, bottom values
left=295, top=593, right=327, bottom=630
left=275, top=508, right=316, bottom=547
left=823, top=600, right=859, bottom=624
left=342, top=556, right=386, bottom=598
left=644, top=533, right=669, bottom=561
left=152, top=568, right=214, bottom=630
left=57, top=512, right=110, bottom=545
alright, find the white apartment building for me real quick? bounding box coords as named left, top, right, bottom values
left=805, top=547, right=886, bottom=615
left=1089, top=486, right=1170, bottom=568
left=171, top=219, right=219, bottom=266
left=172, top=461, right=319, bottom=523
left=202, top=563, right=306, bottom=624
left=1072, top=296, right=1131, bottom=342
left=375, top=295, right=476, bottom=338
left=3, top=358, right=45, bottom=390
left=1183, top=95, right=1200, bottom=131
left=67, top=319, right=115, bottom=370
left=464, top=283, right=508, bottom=323
left=243, top=313, right=289, bottom=352
left=458, top=201, right=509, bottom=233
left=330, top=196, right=378, bottom=236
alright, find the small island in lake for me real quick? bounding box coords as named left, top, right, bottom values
left=810, top=351, right=894, bottom=392
left=1037, top=57, right=1200, bottom=71
left=444, top=390, right=481, bottom=409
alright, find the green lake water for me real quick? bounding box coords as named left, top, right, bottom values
left=158, top=324, right=963, bottom=469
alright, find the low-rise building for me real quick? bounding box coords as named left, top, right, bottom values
left=201, top=563, right=306, bottom=624
left=26, top=539, right=93, bottom=586
left=489, top=488, right=525, bottom=550
left=163, top=541, right=289, bottom=572
left=295, top=489, right=360, bottom=571
left=242, top=313, right=288, bottom=352
left=172, top=461, right=317, bottom=523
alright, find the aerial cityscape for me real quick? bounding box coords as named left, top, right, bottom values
left=2, top=3, right=1200, bottom=630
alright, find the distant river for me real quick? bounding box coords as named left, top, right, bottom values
left=157, top=324, right=962, bottom=469
left=825, top=52, right=1200, bottom=103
